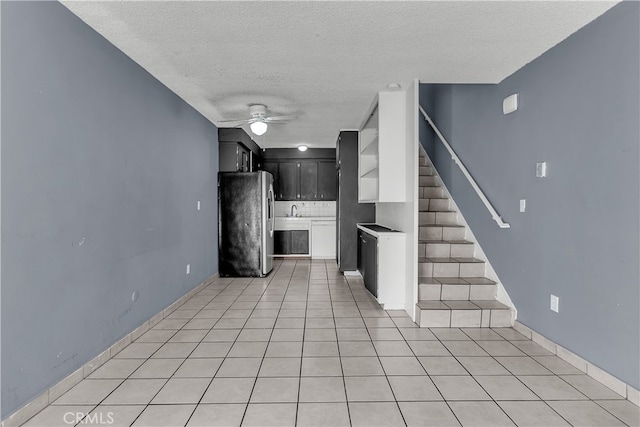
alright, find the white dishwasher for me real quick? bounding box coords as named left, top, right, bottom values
left=311, top=220, right=336, bottom=259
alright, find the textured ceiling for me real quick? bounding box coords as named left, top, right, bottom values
left=61, top=1, right=617, bottom=148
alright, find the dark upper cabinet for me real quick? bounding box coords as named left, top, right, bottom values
left=219, top=142, right=241, bottom=172
left=261, top=148, right=336, bottom=201
left=218, top=128, right=261, bottom=172
left=278, top=162, right=298, bottom=200
left=262, top=162, right=279, bottom=193
left=317, top=161, right=337, bottom=200
left=299, top=162, right=318, bottom=200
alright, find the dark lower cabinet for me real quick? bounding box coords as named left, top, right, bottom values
left=358, top=229, right=378, bottom=297
left=274, top=230, right=309, bottom=255
left=291, top=230, right=309, bottom=254
left=274, top=231, right=290, bottom=255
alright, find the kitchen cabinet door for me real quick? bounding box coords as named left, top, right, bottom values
left=219, top=142, right=240, bottom=172
left=274, top=230, right=290, bottom=255
left=290, top=230, right=309, bottom=254
left=363, top=233, right=377, bottom=297
left=317, top=161, right=337, bottom=200
left=299, top=162, right=318, bottom=200
left=278, top=162, right=298, bottom=200
left=239, top=145, right=250, bottom=172
left=358, top=230, right=378, bottom=297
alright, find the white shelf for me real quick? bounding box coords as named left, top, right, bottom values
left=361, top=136, right=378, bottom=156
left=358, top=90, right=407, bottom=203
left=360, top=128, right=378, bottom=152
left=360, top=167, right=379, bottom=179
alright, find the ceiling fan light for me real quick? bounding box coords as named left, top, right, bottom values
left=250, top=121, right=268, bottom=136
left=297, top=145, right=308, bottom=152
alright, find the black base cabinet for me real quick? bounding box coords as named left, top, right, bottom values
left=274, top=231, right=291, bottom=255
left=358, top=229, right=378, bottom=297
left=274, top=230, right=309, bottom=255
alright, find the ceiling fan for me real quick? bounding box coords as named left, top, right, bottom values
left=218, top=104, right=297, bottom=136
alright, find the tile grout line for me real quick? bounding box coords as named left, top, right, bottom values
left=239, top=259, right=295, bottom=426
left=105, top=277, right=234, bottom=427
left=184, top=261, right=282, bottom=427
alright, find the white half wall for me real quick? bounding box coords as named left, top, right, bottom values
left=375, top=79, right=419, bottom=320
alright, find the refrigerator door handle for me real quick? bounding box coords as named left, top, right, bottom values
left=269, top=190, right=275, bottom=234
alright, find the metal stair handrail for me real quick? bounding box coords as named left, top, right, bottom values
left=419, top=105, right=510, bottom=229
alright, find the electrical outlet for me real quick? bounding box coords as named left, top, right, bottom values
left=186, top=264, right=191, bottom=275
left=519, top=199, right=526, bottom=213
left=550, top=294, right=559, bottom=313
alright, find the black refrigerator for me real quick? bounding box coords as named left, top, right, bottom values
left=336, top=131, right=376, bottom=272
left=218, top=171, right=275, bottom=277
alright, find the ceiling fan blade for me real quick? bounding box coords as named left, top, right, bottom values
left=264, top=115, right=297, bottom=122
left=218, top=118, right=252, bottom=126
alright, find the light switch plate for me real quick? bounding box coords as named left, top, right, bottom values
left=550, top=294, right=559, bottom=313
left=519, top=199, right=526, bottom=213
left=536, top=162, right=547, bottom=178
left=503, top=94, right=519, bottom=114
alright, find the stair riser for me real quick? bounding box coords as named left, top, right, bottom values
left=470, top=285, right=497, bottom=300
left=424, top=243, right=450, bottom=258
left=421, top=187, right=445, bottom=198
left=428, top=199, right=451, bottom=212
left=419, top=212, right=458, bottom=225
left=419, top=176, right=439, bottom=187
left=419, top=156, right=428, bottom=166
left=419, top=212, right=435, bottom=225
left=437, top=212, right=457, bottom=224
left=418, top=262, right=485, bottom=278
left=422, top=242, right=473, bottom=258
left=418, top=284, right=441, bottom=300
left=417, top=307, right=513, bottom=328
left=418, top=283, right=497, bottom=301
left=451, top=244, right=474, bottom=258
left=419, top=166, right=433, bottom=176
left=419, top=226, right=466, bottom=241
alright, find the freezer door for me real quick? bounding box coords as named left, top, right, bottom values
left=218, top=172, right=262, bottom=276
left=261, top=171, right=275, bottom=275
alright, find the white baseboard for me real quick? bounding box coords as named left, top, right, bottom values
left=343, top=270, right=362, bottom=276
left=514, top=320, right=639, bottom=407
left=1, top=273, right=219, bottom=427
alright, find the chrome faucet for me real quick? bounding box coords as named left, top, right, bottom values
left=290, top=204, right=298, bottom=217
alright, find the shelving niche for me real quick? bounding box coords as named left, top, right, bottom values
left=358, top=89, right=407, bottom=203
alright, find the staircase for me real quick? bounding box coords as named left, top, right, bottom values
left=416, top=151, right=513, bottom=328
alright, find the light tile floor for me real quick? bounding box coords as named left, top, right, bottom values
left=21, top=260, right=639, bottom=427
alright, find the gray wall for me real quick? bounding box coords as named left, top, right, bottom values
left=1, top=2, right=219, bottom=417
left=419, top=2, right=639, bottom=388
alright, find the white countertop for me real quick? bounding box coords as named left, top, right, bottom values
left=275, top=216, right=336, bottom=231
left=276, top=216, right=336, bottom=221
left=357, top=223, right=404, bottom=238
